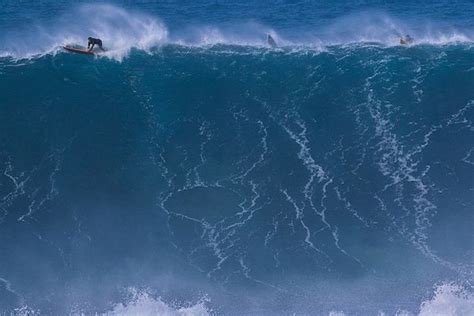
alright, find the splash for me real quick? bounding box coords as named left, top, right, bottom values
left=328, top=283, right=474, bottom=315
left=0, top=4, right=168, bottom=60
left=105, top=288, right=210, bottom=316
left=1, top=4, right=473, bottom=61
left=419, top=283, right=474, bottom=316
left=172, top=22, right=288, bottom=47
left=317, top=11, right=472, bottom=46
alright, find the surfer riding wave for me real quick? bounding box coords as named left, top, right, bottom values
left=88, top=37, right=105, bottom=51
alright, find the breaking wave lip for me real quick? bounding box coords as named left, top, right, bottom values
left=0, top=4, right=169, bottom=61
left=1, top=4, right=474, bottom=61
left=418, top=283, right=474, bottom=316
left=1, top=40, right=473, bottom=64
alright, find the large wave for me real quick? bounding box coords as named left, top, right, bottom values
left=1, top=9, right=473, bottom=315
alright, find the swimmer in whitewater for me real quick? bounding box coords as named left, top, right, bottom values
left=267, top=34, right=277, bottom=48
left=88, top=37, right=105, bottom=51
left=400, top=34, right=414, bottom=45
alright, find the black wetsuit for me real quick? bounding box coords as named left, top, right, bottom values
left=267, top=35, right=277, bottom=48
left=88, top=38, right=104, bottom=51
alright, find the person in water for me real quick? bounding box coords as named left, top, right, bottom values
left=267, top=34, right=277, bottom=48
left=87, top=37, right=105, bottom=51
left=400, top=34, right=414, bottom=45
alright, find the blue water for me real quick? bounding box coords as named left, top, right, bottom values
left=1, top=1, right=474, bottom=315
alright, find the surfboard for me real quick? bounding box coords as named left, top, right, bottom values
left=63, top=46, right=96, bottom=55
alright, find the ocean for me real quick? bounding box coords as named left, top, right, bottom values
left=0, top=1, right=473, bottom=315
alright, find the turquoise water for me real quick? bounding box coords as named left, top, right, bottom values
left=1, top=1, right=473, bottom=315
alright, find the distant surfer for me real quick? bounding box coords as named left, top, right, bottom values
left=267, top=34, right=277, bottom=48
left=87, top=37, right=105, bottom=51
left=400, top=34, right=414, bottom=45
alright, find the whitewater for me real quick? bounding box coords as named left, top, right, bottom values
left=1, top=1, right=473, bottom=315
left=2, top=3, right=474, bottom=60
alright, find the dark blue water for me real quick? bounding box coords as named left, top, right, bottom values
left=1, top=1, right=473, bottom=315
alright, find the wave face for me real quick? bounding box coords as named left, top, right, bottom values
left=1, top=2, right=474, bottom=315
left=1, top=43, right=473, bottom=315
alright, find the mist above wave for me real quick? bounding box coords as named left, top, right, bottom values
left=0, top=4, right=168, bottom=60
left=0, top=4, right=473, bottom=60
left=1, top=4, right=473, bottom=61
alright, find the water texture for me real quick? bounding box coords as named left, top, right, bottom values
left=0, top=1, right=473, bottom=315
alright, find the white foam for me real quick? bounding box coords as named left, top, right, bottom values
left=173, top=22, right=291, bottom=48
left=13, top=306, right=39, bottom=316
left=74, top=4, right=168, bottom=61
left=419, top=283, right=474, bottom=316
left=2, top=5, right=473, bottom=61
left=106, top=288, right=210, bottom=316
left=0, top=4, right=168, bottom=61
left=172, top=12, right=473, bottom=48
left=327, top=283, right=474, bottom=316
left=317, top=11, right=473, bottom=46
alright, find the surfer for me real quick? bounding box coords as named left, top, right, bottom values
left=87, top=37, right=105, bottom=51
left=267, top=34, right=277, bottom=48
left=400, top=34, right=414, bottom=45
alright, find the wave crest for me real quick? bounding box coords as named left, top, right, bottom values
left=0, top=4, right=168, bottom=60
left=1, top=4, right=474, bottom=61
